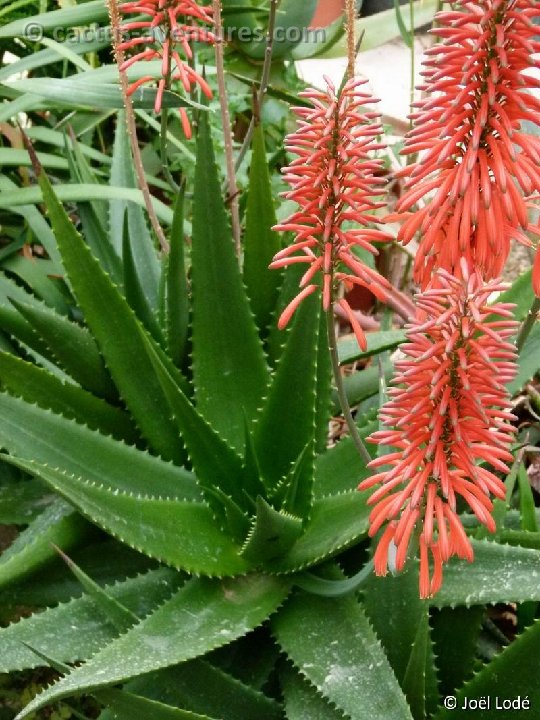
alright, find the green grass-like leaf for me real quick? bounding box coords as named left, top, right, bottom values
left=337, top=330, right=406, bottom=365
left=0, top=0, right=108, bottom=37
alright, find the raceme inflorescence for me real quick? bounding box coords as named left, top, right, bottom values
left=270, top=75, right=392, bottom=352
left=358, top=0, right=539, bottom=597
left=361, top=264, right=518, bottom=598
left=387, top=0, right=540, bottom=290
left=118, top=0, right=214, bottom=134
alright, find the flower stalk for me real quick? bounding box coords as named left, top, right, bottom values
left=108, top=0, right=169, bottom=253
left=212, top=0, right=241, bottom=255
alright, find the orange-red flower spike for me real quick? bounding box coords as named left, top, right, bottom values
left=271, top=76, right=392, bottom=337
left=390, top=0, right=540, bottom=288
left=361, top=264, right=518, bottom=598
left=118, top=0, right=214, bottom=133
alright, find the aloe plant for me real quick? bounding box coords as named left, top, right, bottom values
left=0, top=101, right=536, bottom=719
left=0, top=1, right=540, bottom=719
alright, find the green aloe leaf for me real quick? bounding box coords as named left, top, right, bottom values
left=0, top=352, right=137, bottom=443
left=269, top=490, right=370, bottom=572
left=243, top=123, right=281, bottom=333
left=518, top=464, right=537, bottom=533
left=98, top=689, right=215, bottom=720
left=401, top=610, right=431, bottom=720
left=337, top=361, right=394, bottom=413
left=0, top=476, right=53, bottom=525
left=191, top=111, right=269, bottom=452
left=2, top=253, right=70, bottom=314
left=313, top=410, right=378, bottom=497
left=73, top=194, right=123, bottom=290
left=17, top=574, right=290, bottom=718
left=65, top=132, right=108, bottom=227
left=509, top=323, right=540, bottom=394
left=363, top=563, right=438, bottom=717
left=224, top=0, right=317, bottom=59
left=64, top=136, right=123, bottom=287
left=241, top=496, right=303, bottom=563
left=32, top=155, right=187, bottom=463
left=0, top=391, right=197, bottom=498
left=517, top=465, right=538, bottom=628
left=0, top=175, right=62, bottom=270
left=10, top=298, right=116, bottom=401
left=0, top=274, right=68, bottom=364
left=273, top=577, right=413, bottom=720
left=138, top=334, right=252, bottom=527
left=254, top=293, right=320, bottom=504
left=291, top=16, right=344, bottom=61
left=164, top=188, right=189, bottom=367
left=54, top=547, right=138, bottom=632
left=0, top=498, right=93, bottom=590
left=269, top=0, right=319, bottom=58
left=0, top=541, right=156, bottom=608
left=495, top=269, right=533, bottom=322
left=110, top=111, right=161, bottom=309
left=122, top=225, right=163, bottom=343
left=433, top=619, right=540, bottom=720
left=101, top=661, right=282, bottom=720
left=273, top=442, right=315, bottom=517
left=320, top=0, right=437, bottom=58
left=431, top=606, right=485, bottom=698
left=0, top=567, right=183, bottom=672
left=8, top=459, right=250, bottom=576
left=433, top=539, right=540, bottom=607
left=281, top=667, right=347, bottom=720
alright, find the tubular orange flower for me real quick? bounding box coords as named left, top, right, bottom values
left=389, top=0, right=540, bottom=287
left=270, top=76, right=392, bottom=350
left=360, top=262, right=518, bottom=598
left=118, top=0, right=214, bottom=135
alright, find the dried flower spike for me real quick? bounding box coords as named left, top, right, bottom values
left=270, top=76, right=392, bottom=350
left=360, top=262, right=518, bottom=598
left=118, top=0, right=214, bottom=135
left=389, top=0, right=540, bottom=287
